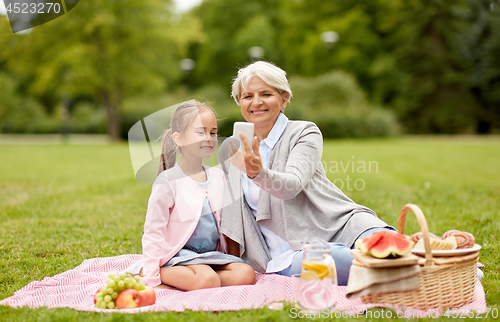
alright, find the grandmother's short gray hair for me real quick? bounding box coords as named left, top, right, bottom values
left=231, top=61, right=293, bottom=106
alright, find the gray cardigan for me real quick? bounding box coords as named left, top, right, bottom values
left=219, top=120, right=390, bottom=273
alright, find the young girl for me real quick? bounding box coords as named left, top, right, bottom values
left=132, top=101, right=255, bottom=290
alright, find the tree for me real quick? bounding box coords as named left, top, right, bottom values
left=1, top=0, right=204, bottom=140
left=191, top=0, right=282, bottom=88
left=190, top=0, right=499, bottom=134
left=383, top=0, right=482, bottom=133
left=463, top=0, right=500, bottom=132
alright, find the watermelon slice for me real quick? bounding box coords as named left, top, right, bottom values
left=355, top=233, right=383, bottom=254
left=355, top=231, right=413, bottom=258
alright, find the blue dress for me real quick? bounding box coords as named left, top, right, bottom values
left=162, top=169, right=244, bottom=267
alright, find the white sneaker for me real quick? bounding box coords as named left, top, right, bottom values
left=477, top=267, right=484, bottom=280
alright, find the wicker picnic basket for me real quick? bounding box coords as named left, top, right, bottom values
left=361, top=204, right=478, bottom=309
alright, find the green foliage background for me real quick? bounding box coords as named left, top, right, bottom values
left=1, top=0, right=499, bottom=138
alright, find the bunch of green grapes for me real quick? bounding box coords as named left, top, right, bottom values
left=94, top=272, right=146, bottom=309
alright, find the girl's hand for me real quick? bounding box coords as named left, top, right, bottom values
left=228, top=133, right=262, bottom=178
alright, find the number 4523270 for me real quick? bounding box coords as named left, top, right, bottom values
left=6, top=2, right=62, bottom=14
left=444, top=308, right=498, bottom=319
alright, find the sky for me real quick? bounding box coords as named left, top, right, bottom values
left=173, top=0, right=203, bottom=13
left=0, top=0, right=203, bottom=15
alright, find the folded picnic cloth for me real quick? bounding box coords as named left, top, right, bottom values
left=346, top=264, right=421, bottom=299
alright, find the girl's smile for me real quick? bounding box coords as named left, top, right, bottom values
left=174, top=110, right=218, bottom=164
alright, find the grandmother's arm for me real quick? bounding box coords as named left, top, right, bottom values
left=251, top=123, right=323, bottom=200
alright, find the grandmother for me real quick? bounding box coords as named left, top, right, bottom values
left=219, top=61, right=395, bottom=285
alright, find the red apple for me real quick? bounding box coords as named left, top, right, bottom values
left=138, top=286, right=156, bottom=307
left=93, top=286, right=106, bottom=304
left=115, top=289, right=142, bottom=309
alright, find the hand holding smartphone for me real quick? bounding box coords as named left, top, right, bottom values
left=232, top=122, right=254, bottom=150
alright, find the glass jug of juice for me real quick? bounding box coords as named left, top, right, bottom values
left=295, top=237, right=338, bottom=311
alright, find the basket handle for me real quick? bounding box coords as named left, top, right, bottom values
left=397, top=204, right=434, bottom=266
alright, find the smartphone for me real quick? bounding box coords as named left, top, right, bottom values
left=233, top=122, right=254, bottom=149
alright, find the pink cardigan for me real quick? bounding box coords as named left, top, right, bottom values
left=142, top=164, right=228, bottom=287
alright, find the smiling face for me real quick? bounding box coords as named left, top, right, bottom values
left=239, top=76, right=289, bottom=139
left=174, top=109, right=218, bottom=162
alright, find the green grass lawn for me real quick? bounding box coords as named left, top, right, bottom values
left=1, top=136, right=499, bottom=321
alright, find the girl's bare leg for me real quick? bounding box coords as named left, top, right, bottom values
left=213, top=262, right=255, bottom=286
left=159, top=264, right=221, bottom=291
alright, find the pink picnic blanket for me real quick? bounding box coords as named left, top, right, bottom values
left=0, top=255, right=487, bottom=316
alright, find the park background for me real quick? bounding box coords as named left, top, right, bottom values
left=1, top=0, right=500, bottom=321
left=1, top=0, right=500, bottom=139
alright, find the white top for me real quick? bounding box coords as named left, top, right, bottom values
left=241, top=113, right=298, bottom=273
